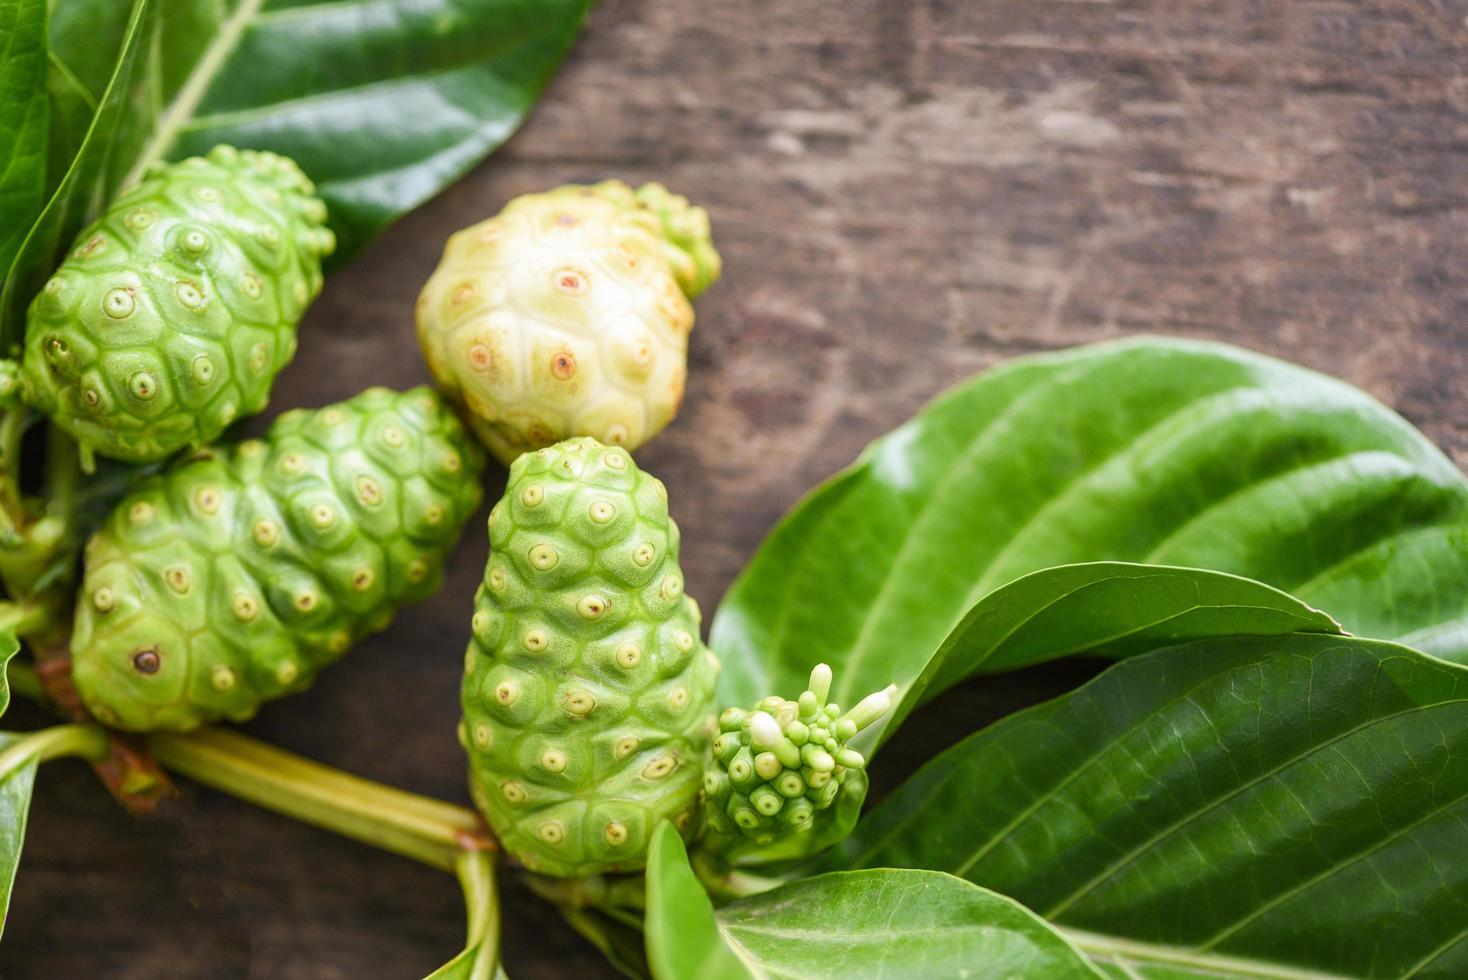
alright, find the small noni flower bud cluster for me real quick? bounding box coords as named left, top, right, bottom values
left=702, top=664, right=895, bottom=848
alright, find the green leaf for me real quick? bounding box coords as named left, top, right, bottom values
left=79, top=0, right=586, bottom=262
left=0, top=628, right=20, bottom=717
left=717, top=871, right=1104, bottom=980
left=45, top=0, right=132, bottom=191
left=647, top=823, right=1103, bottom=979
left=646, top=822, right=754, bottom=980
left=46, top=0, right=133, bottom=106
left=0, top=0, right=50, bottom=276
left=711, top=337, right=1468, bottom=710
left=0, top=730, right=37, bottom=941
left=4, top=0, right=589, bottom=342
left=0, top=0, right=151, bottom=349
left=828, top=634, right=1468, bottom=978
left=885, top=561, right=1341, bottom=742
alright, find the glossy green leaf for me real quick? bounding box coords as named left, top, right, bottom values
left=884, top=561, right=1341, bottom=742
left=646, top=822, right=754, bottom=980
left=0, top=0, right=50, bottom=276
left=0, top=628, right=20, bottom=717
left=0, top=0, right=151, bottom=348
left=0, top=730, right=36, bottom=940
left=712, top=337, right=1468, bottom=710
left=47, top=0, right=132, bottom=105
left=648, top=821, right=1102, bottom=980
left=45, top=61, right=99, bottom=204
left=716, top=872, right=1104, bottom=980
left=4, top=0, right=589, bottom=342
left=73, top=0, right=587, bottom=260
left=829, top=634, right=1468, bottom=978
left=43, top=0, right=123, bottom=195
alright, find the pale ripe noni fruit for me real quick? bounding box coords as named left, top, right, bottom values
left=415, top=181, right=720, bottom=465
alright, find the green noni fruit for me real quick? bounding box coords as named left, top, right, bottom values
left=416, top=181, right=720, bottom=465
left=461, top=437, right=719, bottom=876
left=700, top=664, right=894, bottom=855
left=22, top=145, right=335, bottom=466
left=70, top=387, right=483, bottom=732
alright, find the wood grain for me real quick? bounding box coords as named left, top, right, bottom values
left=6, top=0, right=1467, bottom=975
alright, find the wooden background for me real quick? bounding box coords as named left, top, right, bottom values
left=7, top=0, right=1468, bottom=975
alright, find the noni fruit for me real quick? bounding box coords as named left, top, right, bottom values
left=415, top=181, right=720, bottom=465
left=700, top=665, right=894, bottom=855
left=70, top=387, right=483, bottom=732
left=461, top=437, right=719, bottom=876
left=22, top=145, right=335, bottom=466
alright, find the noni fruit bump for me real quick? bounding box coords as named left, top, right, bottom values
left=415, top=181, right=720, bottom=465
left=70, top=387, right=483, bottom=732
left=461, top=437, right=719, bottom=876
left=700, top=665, right=894, bottom=855
left=22, top=145, right=335, bottom=467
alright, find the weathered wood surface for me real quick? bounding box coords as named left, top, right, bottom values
left=6, top=0, right=1467, bottom=975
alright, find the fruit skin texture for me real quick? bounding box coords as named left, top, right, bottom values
left=70, top=387, right=483, bottom=732
left=416, top=181, right=720, bottom=465
left=22, top=144, right=335, bottom=465
left=700, top=665, right=894, bottom=858
left=461, top=437, right=719, bottom=877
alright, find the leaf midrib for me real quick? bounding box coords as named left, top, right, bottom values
left=178, top=58, right=508, bottom=137
left=1058, top=927, right=1349, bottom=980
left=120, top=0, right=266, bottom=190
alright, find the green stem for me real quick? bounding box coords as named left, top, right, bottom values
left=8, top=672, right=492, bottom=874
left=40, top=424, right=80, bottom=518
left=455, top=849, right=501, bottom=978
left=526, top=871, right=647, bottom=912
left=5, top=657, right=42, bottom=704
left=5, top=658, right=43, bottom=704
left=0, top=723, right=109, bottom=778
left=0, top=408, right=27, bottom=537
left=690, top=847, right=795, bottom=902
left=0, top=598, right=53, bottom=638
left=149, top=727, right=488, bottom=873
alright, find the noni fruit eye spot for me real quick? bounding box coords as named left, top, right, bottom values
left=461, top=437, right=720, bottom=877
left=69, top=387, right=485, bottom=732
left=21, top=145, right=336, bottom=467
left=415, top=181, right=721, bottom=465
left=700, top=664, right=895, bottom=855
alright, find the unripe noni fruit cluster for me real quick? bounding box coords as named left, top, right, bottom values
left=416, top=181, right=719, bottom=464
left=701, top=665, right=895, bottom=852
left=460, top=437, right=719, bottom=877
left=22, top=145, right=334, bottom=467
left=71, top=387, right=483, bottom=732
